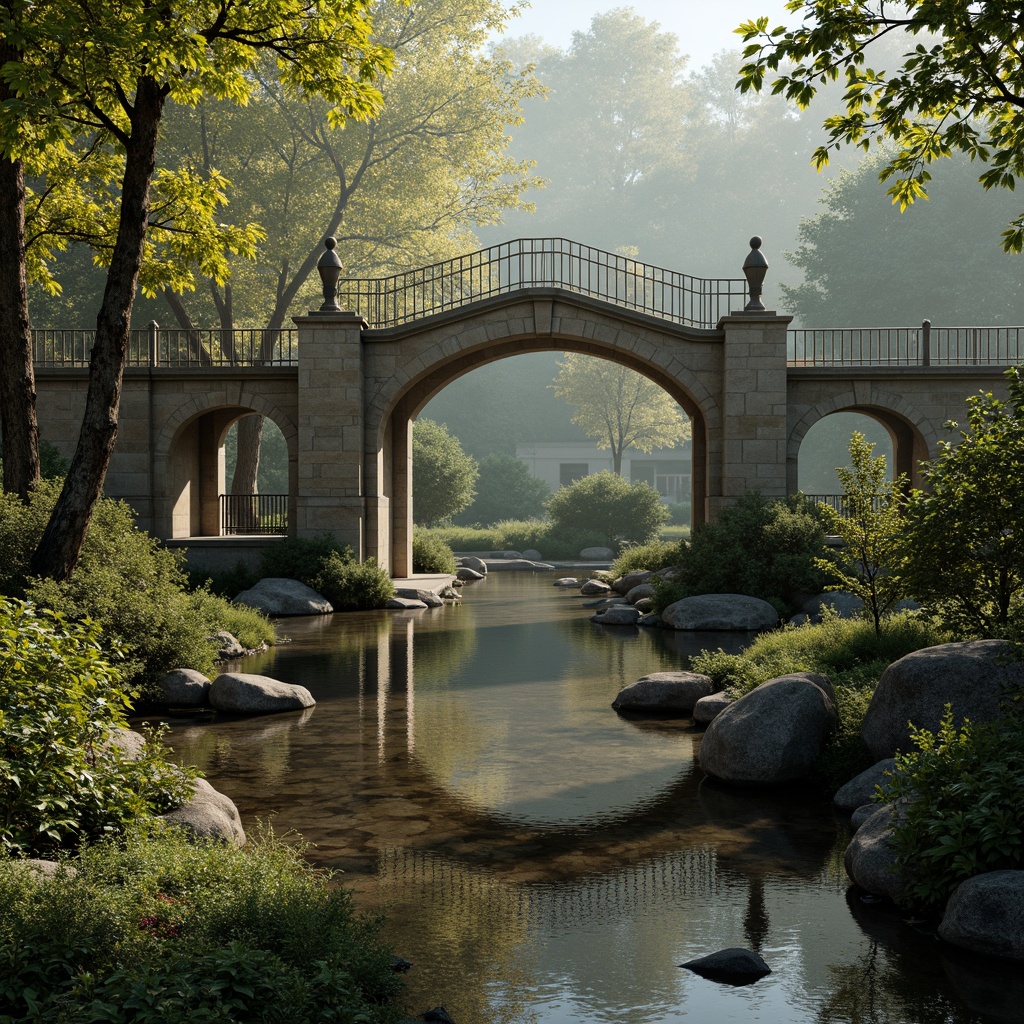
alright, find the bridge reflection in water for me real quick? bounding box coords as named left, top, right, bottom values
left=162, top=576, right=996, bottom=1024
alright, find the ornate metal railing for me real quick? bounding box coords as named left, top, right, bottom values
left=32, top=326, right=297, bottom=368
left=220, top=493, right=288, bottom=535
left=338, top=238, right=748, bottom=330
left=788, top=322, right=1024, bottom=367
left=804, top=493, right=888, bottom=517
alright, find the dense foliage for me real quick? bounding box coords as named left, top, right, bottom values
left=412, top=531, right=458, bottom=575
left=546, top=471, right=668, bottom=550
left=455, top=453, right=551, bottom=526
left=901, top=367, right=1024, bottom=639
left=884, top=706, right=1024, bottom=910
left=656, top=492, right=827, bottom=615
left=0, top=599, right=194, bottom=855
left=0, top=483, right=273, bottom=685
left=412, top=419, right=479, bottom=527
left=609, top=539, right=682, bottom=579
left=211, top=535, right=395, bottom=611
left=0, top=824, right=401, bottom=1022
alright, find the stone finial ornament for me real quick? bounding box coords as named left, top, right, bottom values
left=742, top=236, right=768, bottom=312
left=317, top=236, right=343, bottom=312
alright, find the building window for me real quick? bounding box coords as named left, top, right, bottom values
left=559, top=463, right=589, bottom=487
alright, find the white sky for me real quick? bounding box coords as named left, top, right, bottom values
left=497, top=0, right=795, bottom=69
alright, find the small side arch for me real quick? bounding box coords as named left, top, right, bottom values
left=786, top=386, right=937, bottom=495
left=155, top=394, right=298, bottom=539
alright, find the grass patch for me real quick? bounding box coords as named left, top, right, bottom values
left=0, top=823, right=401, bottom=1023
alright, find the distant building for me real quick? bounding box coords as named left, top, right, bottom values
left=515, top=441, right=691, bottom=504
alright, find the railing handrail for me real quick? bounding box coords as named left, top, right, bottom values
left=338, top=237, right=747, bottom=330
left=219, top=492, right=288, bottom=536
left=789, top=322, right=1024, bottom=367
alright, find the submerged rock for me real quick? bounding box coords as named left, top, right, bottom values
left=209, top=673, right=315, bottom=715
left=680, top=947, right=771, bottom=984
left=612, top=671, right=715, bottom=715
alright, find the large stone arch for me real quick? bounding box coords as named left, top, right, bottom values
left=155, top=391, right=298, bottom=539
left=786, top=385, right=937, bottom=494
left=361, top=298, right=724, bottom=574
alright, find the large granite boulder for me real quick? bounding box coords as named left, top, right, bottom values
left=161, top=777, right=246, bottom=846
left=693, top=692, right=733, bottom=725
left=612, top=671, right=716, bottom=715
left=156, top=668, right=211, bottom=708
left=625, top=583, right=657, bottom=604
left=592, top=606, right=641, bottom=626
left=102, top=727, right=148, bottom=760
left=661, top=594, right=779, bottom=631
left=395, top=588, right=444, bottom=607
left=833, top=758, right=898, bottom=814
left=843, top=802, right=906, bottom=903
left=580, top=578, right=612, bottom=596
left=212, top=631, right=245, bottom=659
left=580, top=546, right=615, bottom=561
left=698, top=672, right=837, bottom=785
left=233, top=578, right=332, bottom=616
left=939, top=871, right=1024, bottom=962
left=209, top=673, right=315, bottom=715
left=861, top=640, right=1024, bottom=759
left=456, top=567, right=485, bottom=581
left=459, top=556, right=488, bottom=574
left=611, top=570, right=653, bottom=595
left=386, top=597, right=427, bottom=610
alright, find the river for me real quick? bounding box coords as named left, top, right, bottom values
left=164, top=573, right=1014, bottom=1024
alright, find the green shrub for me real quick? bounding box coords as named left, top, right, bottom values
left=665, top=502, right=691, bottom=526
left=412, top=531, right=457, bottom=574
left=0, top=823, right=401, bottom=1022
left=0, top=484, right=275, bottom=685
left=610, top=539, right=683, bottom=578
left=655, top=491, right=828, bottom=615
left=0, top=599, right=195, bottom=855
left=311, top=552, right=394, bottom=611
left=546, top=471, right=669, bottom=550
left=422, top=524, right=502, bottom=552
left=492, top=518, right=551, bottom=552
left=690, top=610, right=950, bottom=697
left=258, top=534, right=350, bottom=585
left=883, top=706, right=1024, bottom=909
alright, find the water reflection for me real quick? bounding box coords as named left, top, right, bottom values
left=160, top=575, right=1006, bottom=1024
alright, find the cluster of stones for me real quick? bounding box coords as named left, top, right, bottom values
left=233, top=575, right=460, bottom=614
left=611, top=638, right=1024, bottom=964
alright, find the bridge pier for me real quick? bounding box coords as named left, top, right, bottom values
left=711, top=311, right=793, bottom=518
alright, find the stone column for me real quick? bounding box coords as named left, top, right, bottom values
left=293, top=310, right=368, bottom=557
left=711, top=311, right=792, bottom=520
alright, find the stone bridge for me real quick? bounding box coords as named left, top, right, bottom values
left=31, top=238, right=1021, bottom=575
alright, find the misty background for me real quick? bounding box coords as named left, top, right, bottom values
left=30, top=1, right=1024, bottom=506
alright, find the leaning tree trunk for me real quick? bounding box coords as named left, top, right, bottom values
left=0, top=44, right=40, bottom=500
left=230, top=413, right=263, bottom=531
left=30, top=77, right=165, bottom=581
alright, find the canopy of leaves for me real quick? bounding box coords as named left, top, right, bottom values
left=902, top=366, right=1024, bottom=638
left=412, top=419, right=479, bottom=527
left=551, top=355, right=690, bottom=474
left=738, top=0, right=1024, bottom=251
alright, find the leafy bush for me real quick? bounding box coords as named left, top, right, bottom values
left=419, top=524, right=502, bottom=553
left=412, top=531, right=457, bottom=574
left=0, top=599, right=194, bottom=855
left=546, top=471, right=668, bottom=550
left=0, top=484, right=275, bottom=685
left=883, top=706, right=1024, bottom=909
left=690, top=610, right=950, bottom=697
left=492, top=518, right=552, bottom=552
left=610, top=539, right=683, bottom=579
left=257, top=534, right=349, bottom=586
left=655, top=491, right=828, bottom=615
left=454, top=453, right=550, bottom=526
left=0, top=823, right=401, bottom=1022
left=665, top=502, right=691, bottom=526
left=311, top=552, right=394, bottom=612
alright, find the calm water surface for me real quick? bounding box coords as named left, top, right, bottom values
left=164, top=574, right=1014, bottom=1024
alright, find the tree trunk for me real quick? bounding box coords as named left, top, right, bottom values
left=162, top=288, right=212, bottom=366
left=0, top=42, right=40, bottom=500
left=230, top=414, right=263, bottom=531
left=30, top=76, right=165, bottom=581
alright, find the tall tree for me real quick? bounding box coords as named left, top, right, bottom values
left=737, top=0, right=1024, bottom=251
left=783, top=151, right=1024, bottom=325
left=412, top=419, right=478, bottom=527
left=0, top=0, right=390, bottom=580
left=551, top=355, right=690, bottom=475
left=162, top=0, right=541, bottom=495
